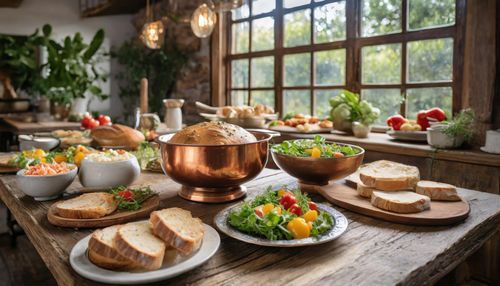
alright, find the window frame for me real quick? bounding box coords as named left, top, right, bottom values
left=221, top=0, right=466, bottom=118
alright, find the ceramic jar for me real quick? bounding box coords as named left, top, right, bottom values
left=163, top=99, right=184, bottom=130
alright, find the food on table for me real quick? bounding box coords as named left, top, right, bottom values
left=270, top=114, right=333, bottom=133
left=142, top=129, right=159, bottom=141
left=109, top=186, right=156, bottom=211
left=114, top=221, right=166, bottom=270
left=81, top=113, right=112, bottom=130
left=169, top=121, right=257, bottom=145
left=272, top=135, right=361, bottom=158
left=24, top=162, right=72, bottom=176
left=319, top=119, right=334, bottom=129
left=9, top=149, right=49, bottom=169
left=425, top=107, right=447, bottom=122
left=150, top=208, right=204, bottom=254
left=133, top=142, right=161, bottom=171
left=416, top=111, right=430, bottom=131
left=400, top=120, right=422, bottom=131
left=228, top=187, right=334, bottom=240
left=52, top=129, right=92, bottom=147
left=356, top=182, right=375, bottom=198
left=359, top=160, right=420, bottom=191
left=55, top=192, right=118, bottom=219
left=387, top=107, right=446, bottom=131
left=386, top=115, right=407, bottom=131
left=370, top=190, right=431, bottom=214
left=88, top=225, right=137, bottom=270
left=53, top=145, right=94, bottom=166
left=85, top=149, right=134, bottom=163
left=91, top=124, right=145, bottom=150
left=415, top=181, right=460, bottom=201
left=217, top=103, right=275, bottom=118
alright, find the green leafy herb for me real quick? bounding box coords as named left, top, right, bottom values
left=108, top=186, right=156, bottom=211
left=442, top=109, right=475, bottom=142
left=272, top=135, right=360, bottom=158
left=133, top=142, right=160, bottom=169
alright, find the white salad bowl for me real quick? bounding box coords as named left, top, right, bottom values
left=16, top=164, right=78, bottom=201
left=78, top=156, right=140, bottom=189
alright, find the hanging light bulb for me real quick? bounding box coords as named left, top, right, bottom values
left=140, top=0, right=165, bottom=49
left=190, top=3, right=217, bottom=38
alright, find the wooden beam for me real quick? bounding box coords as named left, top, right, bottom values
left=210, top=12, right=228, bottom=107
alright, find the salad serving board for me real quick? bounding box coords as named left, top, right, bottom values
left=300, top=181, right=470, bottom=226
left=214, top=202, right=348, bottom=247
left=47, top=195, right=160, bottom=228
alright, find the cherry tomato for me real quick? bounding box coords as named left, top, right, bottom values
left=88, top=118, right=100, bottom=129
left=117, top=190, right=134, bottom=201
left=97, top=115, right=112, bottom=126
left=308, top=201, right=317, bottom=211
left=303, top=210, right=318, bottom=222
left=334, top=152, right=344, bottom=158
left=81, top=116, right=92, bottom=128
left=287, top=218, right=310, bottom=239
left=279, top=193, right=297, bottom=210
left=288, top=204, right=302, bottom=216
left=254, top=207, right=264, bottom=218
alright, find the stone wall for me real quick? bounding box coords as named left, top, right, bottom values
left=133, top=0, right=210, bottom=124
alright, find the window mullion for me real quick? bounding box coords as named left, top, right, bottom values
left=275, top=0, right=284, bottom=115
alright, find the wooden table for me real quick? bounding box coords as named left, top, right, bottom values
left=0, top=169, right=499, bottom=286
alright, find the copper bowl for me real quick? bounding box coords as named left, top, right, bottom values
left=271, top=142, right=365, bottom=186
left=157, top=131, right=276, bottom=203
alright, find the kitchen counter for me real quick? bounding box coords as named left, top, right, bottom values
left=0, top=168, right=498, bottom=285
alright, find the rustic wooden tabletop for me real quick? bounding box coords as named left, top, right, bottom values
left=0, top=168, right=498, bottom=286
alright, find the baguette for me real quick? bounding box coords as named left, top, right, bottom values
left=88, top=225, right=136, bottom=270
left=371, top=191, right=430, bottom=213
left=55, top=192, right=118, bottom=219
left=359, top=160, right=419, bottom=191
left=416, top=180, right=461, bottom=201
left=114, top=221, right=166, bottom=270
left=91, top=124, right=145, bottom=150
left=150, top=208, right=204, bottom=255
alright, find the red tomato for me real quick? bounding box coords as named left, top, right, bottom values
left=288, top=204, right=302, bottom=216
left=279, top=193, right=297, bottom=210
left=88, top=118, right=100, bottom=129
left=97, top=115, right=112, bottom=126
left=254, top=208, right=264, bottom=218
left=81, top=116, right=92, bottom=129
left=308, top=201, right=317, bottom=211
left=117, top=190, right=134, bottom=201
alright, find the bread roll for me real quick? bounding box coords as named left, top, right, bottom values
left=91, top=124, right=145, bottom=150
left=168, top=122, right=257, bottom=145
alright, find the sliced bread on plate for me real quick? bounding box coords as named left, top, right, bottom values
left=416, top=180, right=460, bottom=201
left=359, top=160, right=419, bottom=191
left=357, top=182, right=375, bottom=198
left=55, top=192, right=118, bottom=219
left=371, top=190, right=430, bottom=213
left=114, top=221, right=166, bottom=270
left=88, top=225, right=136, bottom=270
left=150, top=208, right=204, bottom=255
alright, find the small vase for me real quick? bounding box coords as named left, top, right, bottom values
left=352, top=121, right=371, bottom=138
left=50, top=101, right=71, bottom=121
left=163, top=99, right=184, bottom=130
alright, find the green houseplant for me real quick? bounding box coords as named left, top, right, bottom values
left=427, top=109, right=475, bottom=149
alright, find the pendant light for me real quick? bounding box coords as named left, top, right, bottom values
left=140, top=0, right=165, bottom=49
left=190, top=3, right=217, bottom=38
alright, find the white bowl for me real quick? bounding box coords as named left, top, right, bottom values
left=19, top=136, right=60, bottom=151
left=78, top=156, right=140, bottom=189
left=427, top=125, right=464, bottom=149
left=16, top=164, right=78, bottom=201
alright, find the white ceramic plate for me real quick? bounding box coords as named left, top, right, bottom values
left=215, top=203, right=348, bottom=247
left=387, top=130, right=428, bottom=142
left=70, top=224, right=220, bottom=284
left=268, top=125, right=333, bottom=134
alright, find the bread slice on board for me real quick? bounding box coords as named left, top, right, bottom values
left=150, top=208, right=204, bottom=255
left=371, top=191, right=430, bottom=213
left=357, top=182, right=375, bottom=198
left=88, top=225, right=136, bottom=270
left=359, top=160, right=420, bottom=191
left=114, top=221, right=166, bottom=270
left=55, top=192, right=118, bottom=219
left=416, top=180, right=460, bottom=201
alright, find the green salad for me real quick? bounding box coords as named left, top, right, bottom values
left=228, top=187, right=334, bottom=240
left=272, top=135, right=360, bottom=158
left=108, top=186, right=156, bottom=211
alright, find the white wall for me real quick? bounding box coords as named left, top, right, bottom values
left=0, top=0, right=136, bottom=117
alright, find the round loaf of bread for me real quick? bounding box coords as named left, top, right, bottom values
left=168, top=122, right=257, bottom=145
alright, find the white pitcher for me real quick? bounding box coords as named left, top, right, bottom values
left=163, top=99, right=184, bottom=130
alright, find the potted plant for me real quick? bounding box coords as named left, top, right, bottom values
left=329, top=90, right=380, bottom=137
left=427, top=109, right=475, bottom=149
left=36, top=27, right=108, bottom=119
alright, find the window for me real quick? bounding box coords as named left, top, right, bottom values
left=226, top=0, right=462, bottom=124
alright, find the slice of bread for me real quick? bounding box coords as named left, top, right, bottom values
left=416, top=180, right=460, bottom=201
left=88, top=225, right=137, bottom=270
left=150, top=208, right=204, bottom=255
left=359, top=160, right=420, bottom=191
left=357, top=182, right=376, bottom=198
left=114, top=221, right=166, bottom=270
left=371, top=191, right=430, bottom=213
left=55, top=192, right=118, bottom=219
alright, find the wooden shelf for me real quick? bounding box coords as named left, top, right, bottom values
left=277, top=131, right=500, bottom=167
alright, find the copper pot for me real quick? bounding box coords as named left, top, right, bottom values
left=157, top=130, right=277, bottom=203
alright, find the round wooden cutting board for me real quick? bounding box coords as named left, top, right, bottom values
left=301, top=181, right=470, bottom=226
left=47, top=195, right=160, bottom=228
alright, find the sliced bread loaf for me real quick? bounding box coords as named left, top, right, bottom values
left=357, top=182, right=375, bottom=198
left=55, top=192, right=118, bottom=219
left=359, top=160, right=420, bottom=191
left=88, top=225, right=136, bottom=270
left=114, top=221, right=166, bottom=270
left=150, top=208, right=204, bottom=255
left=371, top=190, right=430, bottom=213
left=416, top=180, right=460, bottom=201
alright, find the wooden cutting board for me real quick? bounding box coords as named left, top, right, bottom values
left=301, top=180, right=470, bottom=226
left=47, top=195, right=160, bottom=228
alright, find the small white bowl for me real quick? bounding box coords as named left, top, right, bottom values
left=16, top=164, right=78, bottom=201
left=78, top=156, right=140, bottom=189
left=19, top=135, right=60, bottom=151
left=427, top=125, right=464, bottom=149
